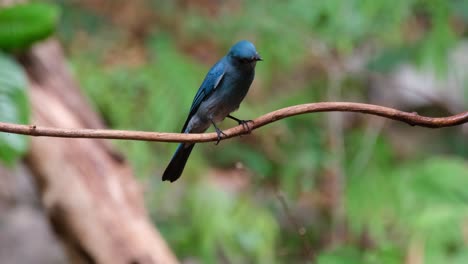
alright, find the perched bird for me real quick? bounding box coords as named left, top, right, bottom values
left=162, top=40, right=262, bottom=182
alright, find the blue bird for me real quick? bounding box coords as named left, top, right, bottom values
left=162, top=40, right=262, bottom=182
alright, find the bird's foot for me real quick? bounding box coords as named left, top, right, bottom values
left=227, top=115, right=254, bottom=134
left=211, top=119, right=227, bottom=145
left=237, top=119, right=254, bottom=134
left=214, top=127, right=227, bottom=145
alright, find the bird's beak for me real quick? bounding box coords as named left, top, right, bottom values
left=254, top=53, right=263, bottom=61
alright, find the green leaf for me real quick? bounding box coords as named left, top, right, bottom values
left=317, top=247, right=363, bottom=264
left=0, top=3, right=60, bottom=51
left=0, top=52, right=29, bottom=164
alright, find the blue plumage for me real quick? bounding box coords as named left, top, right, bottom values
left=162, top=40, right=262, bottom=182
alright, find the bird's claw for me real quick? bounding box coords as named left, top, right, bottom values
left=238, top=120, right=254, bottom=134
left=214, top=127, right=227, bottom=145
left=227, top=115, right=254, bottom=135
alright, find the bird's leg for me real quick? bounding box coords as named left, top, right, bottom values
left=227, top=115, right=253, bottom=133
left=210, top=120, right=227, bottom=145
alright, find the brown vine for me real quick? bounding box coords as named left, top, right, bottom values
left=0, top=102, right=466, bottom=143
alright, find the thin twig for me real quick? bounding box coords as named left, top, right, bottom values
left=0, top=102, right=466, bottom=143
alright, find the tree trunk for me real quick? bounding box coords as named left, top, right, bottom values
left=20, top=39, right=178, bottom=264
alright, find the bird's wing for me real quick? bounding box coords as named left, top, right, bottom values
left=181, top=58, right=226, bottom=133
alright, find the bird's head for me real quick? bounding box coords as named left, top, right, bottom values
left=228, top=40, right=262, bottom=67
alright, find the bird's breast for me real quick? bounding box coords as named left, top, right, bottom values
left=198, top=69, right=254, bottom=122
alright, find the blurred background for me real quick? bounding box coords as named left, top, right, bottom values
left=1, top=0, right=468, bottom=263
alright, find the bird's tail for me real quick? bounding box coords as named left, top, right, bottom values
left=162, top=143, right=195, bottom=182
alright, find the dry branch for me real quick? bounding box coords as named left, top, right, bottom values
left=0, top=102, right=467, bottom=143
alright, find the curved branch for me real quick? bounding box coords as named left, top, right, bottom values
left=0, top=102, right=467, bottom=143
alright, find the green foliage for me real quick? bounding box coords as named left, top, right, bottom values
left=368, top=0, right=459, bottom=73
left=177, top=0, right=445, bottom=72
left=317, top=245, right=402, bottom=264
left=0, top=3, right=59, bottom=52
left=0, top=52, right=29, bottom=164
left=58, top=0, right=468, bottom=263
left=174, top=0, right=457, bottom=73
left=158, top=182, right=278, bottom=264
left=346, top=156, right=468, bottom=263
left=368, top=46, right=417, bottom=72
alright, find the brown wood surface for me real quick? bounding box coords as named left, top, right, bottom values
left=21, top=39, right=178, bottom=264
